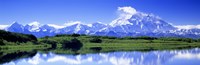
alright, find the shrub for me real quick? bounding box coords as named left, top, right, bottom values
left=40, top=39, right=57, bottom=44
left=90, top=47, right=102, bottom=51
left=101, top=36, right=117, bottom=39
left=158, top=37, right=196, bottom=43
left=40, top=39, right=57, bottom=48
left=70, top=38, right=83, bottom=50
left=123, top=37, right=134, bottom=39
left=134, top=36, right=157, bottom=40
left=80, top=34, right=86, bottom=36
left=61, top=40, right=70, bottom=49
left=0, top=39, right=5, bottom=45
left=51, top=43, right=57, bottom=49
left=182, top=38, right=193, bottom=43
left=44, top=36, right=50, bottom=39
left=71, top=33, right=80, bottom=37
left=55, top=34, right=71, bottom=37
left=197, top=39, right=200, bottom=42
left=32, top=41, right=40, bottom=45
left=61, top=38, right=83, bottom=51
left=90, top=37, right=102, bottom=43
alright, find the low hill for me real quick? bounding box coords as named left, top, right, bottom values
left=0, top=30, right=37, bottom=43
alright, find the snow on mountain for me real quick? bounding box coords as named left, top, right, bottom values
left=109, top=6, right=176, bottom=33
left=46, top=24, right=65, bottom=29
left=1, top=21, right=200, bottom=38
left=40, top=24, right=56, bottom=32
left=110, top=6, right=136, bottom=26
left=6, top=22, right=25, bottom=33
left=25, top=21, right=41, bottom=32
left=175, top=25, right=200, bottom=29
left=28, top=21, right=40, bottom=26
left=61, top=22, right=91, bottom=34
left=64, top=21, right=82, bottom=26
left=59, top=21, right=107, bottom=34
left=0, top=25, right=8, bottom=30
left=0, top=6, right=200, bottom=38
left=90, top=22, right=107, bottom=32
left=129, top=12, right=176, bottom=32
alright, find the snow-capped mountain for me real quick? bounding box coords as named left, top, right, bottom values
left=101, top=12, right=176, bottom=34
left=59, top=22, right=91, bottom=34
left=7, top=22, right=24, bottom=33
left=0, top=6, right=200, bottom=38
left=1, top=20, right=199, bottom=38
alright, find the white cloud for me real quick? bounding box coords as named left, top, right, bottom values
left=47, top=24, right=66, bottom=29
left=173, top=53, right=200, bottom=59
left=109, top=57, right=131, bottom=65
left=27, top=54, right=43, bottom=65
left=47, top=55, right=93, bottom=65
left=110, top=6, right=137, bottom=26
left=175, top=25, right=200, bottom=29
left=47, top=56, right=81, bottom=64
left=118, top=6, right=137, bottom=19
left=0, top=25, right=8, bottom=29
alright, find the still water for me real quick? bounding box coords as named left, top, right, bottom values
left=2, top=48, right=200, bottom=65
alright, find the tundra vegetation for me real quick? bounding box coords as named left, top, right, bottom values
left=0, top=30, right=200, bottom=54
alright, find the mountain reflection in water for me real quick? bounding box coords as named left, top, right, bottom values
left=2, top=48, right=200, bottom=65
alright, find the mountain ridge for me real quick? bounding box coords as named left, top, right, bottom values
left=0, top=20, right=199, bottom=38
left=0, top=6, right=200, bottom=38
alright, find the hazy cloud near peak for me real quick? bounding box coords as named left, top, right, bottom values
left=175, top=25, right=200, bottom=29
left=117, top=6, right=137, bottom=19
left=110, top=6, right=138, bottom=26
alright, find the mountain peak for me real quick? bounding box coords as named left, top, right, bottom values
left=64, top=21, right=82, bottom=26
left=110, top=6, right=137, bottom=26
left=7, top=21, right=24, bottom=32
left=9, top=22, right=24, bottom=28
left=1, top=6, right=199, bottom=38
left=110, top=6, right=164, bottom=27
left=28, top=21, right=40, bottom=26
left=10, top=21, right=21, bottom=26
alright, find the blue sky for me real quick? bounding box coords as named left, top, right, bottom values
left=0, top=0, right=200, bottom=25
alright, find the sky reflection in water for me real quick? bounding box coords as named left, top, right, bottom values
left=3, top=48, right=200, bottom=65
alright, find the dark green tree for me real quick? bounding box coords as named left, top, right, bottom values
left=51, top=43, right=57, bottom=49
left=0, top=39, right=5, bottom=45
left=183, top=38, right=193, bottom=43
left=40, top=39, right=57, bottom=44
left=90, top=37, right=102, bottom=43
left=197, top=39, right=200, bottom=42
left=0, top=30, right=37, bottom=43
left=71, top=33, right=80, bottom=37
left=61, top=40, right=70, bottom=49
left=40, top=39, right=57, bottom=48
left=61, top=38, right=83, bottom=51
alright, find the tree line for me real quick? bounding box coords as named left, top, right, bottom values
left=0, top=30, right=37, bottom=45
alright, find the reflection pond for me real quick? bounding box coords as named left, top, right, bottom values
left=2, top=48, right=200, bottom=65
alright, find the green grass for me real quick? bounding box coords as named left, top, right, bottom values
left=39, top=42, right=200, bottom=54
left=1, top=35, right=200, bottom=54
left=44, top=36, right=200, bottom=54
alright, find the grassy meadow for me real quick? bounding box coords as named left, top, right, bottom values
left=0, top=34, right=200, bottom=54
